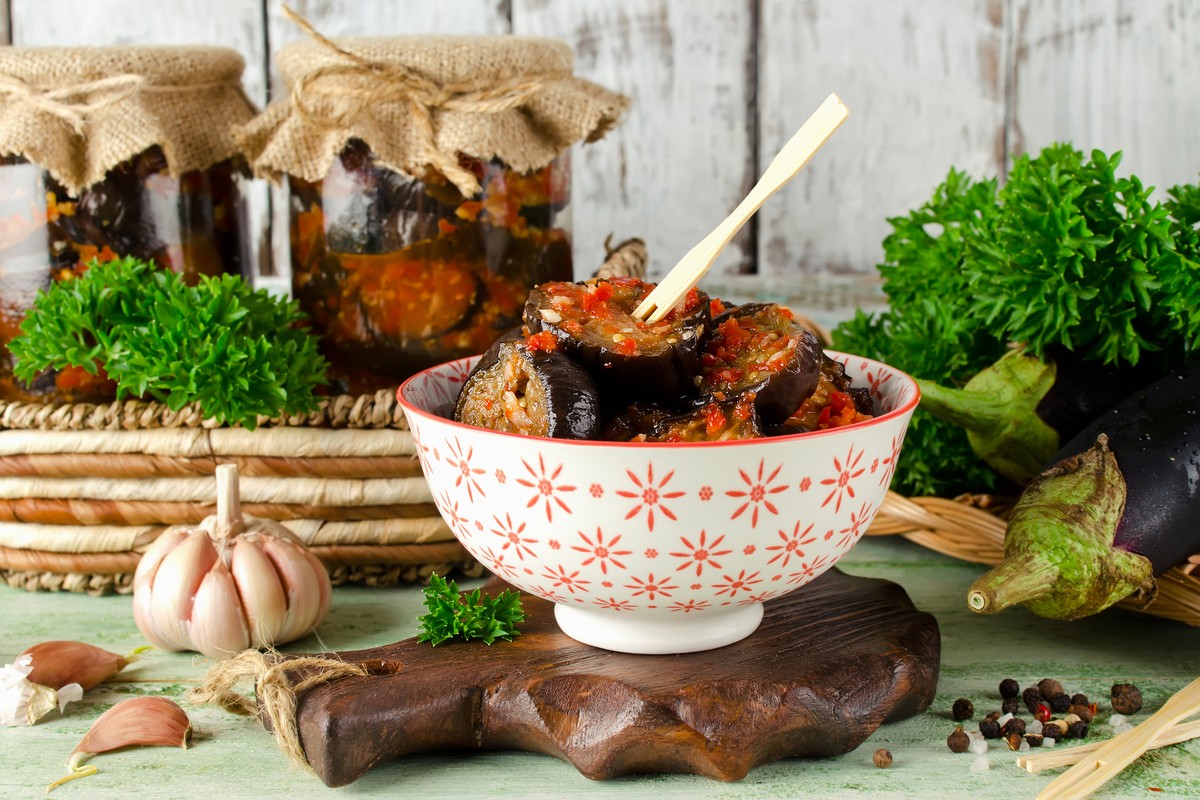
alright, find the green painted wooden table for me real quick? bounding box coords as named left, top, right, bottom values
left=3, top=536, right=1199, bottom=799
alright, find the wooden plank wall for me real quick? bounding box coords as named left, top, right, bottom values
left=3, top=0, right=1198, bottom=295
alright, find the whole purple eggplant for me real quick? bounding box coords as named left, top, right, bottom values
left=966, top=359, right=1200, bottom=620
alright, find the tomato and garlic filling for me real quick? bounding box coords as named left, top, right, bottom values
left=524, top=277, right=711, bottom=401
left=604, top=393, right=762, bottom=443
left=698, top=303, right=823, bottom=424
left=777, top=356, right=875, bottom=433
left=454, top=335, right=600, bottom=440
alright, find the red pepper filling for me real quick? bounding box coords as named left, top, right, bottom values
left=700, top=310, right=801, bottom=395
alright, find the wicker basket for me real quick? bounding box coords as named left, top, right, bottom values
left=0, top=388, right=485, bottom=594
left=865, top=491, right=1200, bottom=625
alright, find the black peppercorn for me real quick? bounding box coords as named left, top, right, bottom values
left=947, top=727, right=970, bottom=753
left=1005, top=732, right=1024, bottom=751
left=986, top=710, right=1001, bottom=721
left=1067, top=721, right=1089, bottom=739
left=1049, top=692, right=1071, bottom=713
left=1022, top=687, right=1043, bottom=715
left=999, top=678, right=1020, bottom=699
left=979, top=718, right=1002, bottom=739
left=952, top=698, right=974, bottom=721
left=1024, top=734, right=1044, bottom=748
left=1001, top=696, right=1019, bottom=715
left=1002, top=717, right=1027, bottom=737
left=1070, top=693, right=1089, bottom=706
left=1038, top=678, right=1065, bottom=699
left=1111, top=683, right=1143, bottom=715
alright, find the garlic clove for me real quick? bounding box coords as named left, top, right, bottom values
left=148, top=532, right=218, bottom=651
left=229, top=537, right=287, bottom=648
left=19, top=641, right=135, bottom=692
left=47, top=696, right=191, bottom=790
left=133, top=529, right=190, bottom=650
left=189, top=559, right=251, bottom=659
left=261, top=536, right=331, bottom=644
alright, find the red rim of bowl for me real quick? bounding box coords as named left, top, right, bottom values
left=397, top=349, right=921, bottom=449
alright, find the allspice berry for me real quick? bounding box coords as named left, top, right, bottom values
left=1038, top=678, right=1065, bottom=699
left=999, top=678, right=1020, bottom=699
left=1111, top=683, right=1143, bottom=715
left=1067, top=721, right=1089, bottom=739
left=1001, top=696, right=1019, bottom=715
left=979, top=718, right=1002, bottom=739
left=873, top=748, right=893, bottom=768
left=947, top=727, right=970, bottom=753
left=952, top=697, right=974, bottom=721
left=1070, top=693, right=1089, bottom=706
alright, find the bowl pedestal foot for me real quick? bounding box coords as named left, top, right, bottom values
left=554, top=601, right=764, bottom=654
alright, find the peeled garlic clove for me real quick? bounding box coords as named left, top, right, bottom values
left=19, top=641, right=135, bottom=692
left=261, top=536, right=331, bottom=644
left=229, top=537, right=287, bottom=648
left=148, top=532, right=218, bottom=651
left=189, top=560, right=251, bottom=659
left=51, top=696, right=191, bottom=788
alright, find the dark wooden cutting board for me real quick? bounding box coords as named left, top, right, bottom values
left=277, top=568, right=940, bottom=787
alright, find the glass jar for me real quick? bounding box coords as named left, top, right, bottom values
left=289, top=139, right=573, bottom=394
left=0, top=147, right=248, bottom=403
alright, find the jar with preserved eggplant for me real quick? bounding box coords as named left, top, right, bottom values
left=239, top=31, right=627, bottom=392
left=289, top=140, right=572, bottom=393
left=0, top=46, right=257, bottom=403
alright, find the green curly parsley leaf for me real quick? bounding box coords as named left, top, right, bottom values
left=9, top=257, right=327, bottom=428
left=417, top=573, right=525, bottom=646
left=966, top=145, right=1177, bottom=367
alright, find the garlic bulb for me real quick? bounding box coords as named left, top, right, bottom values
left=133, top=465, right=332, bottom=659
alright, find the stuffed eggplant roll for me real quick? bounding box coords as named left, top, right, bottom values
left=523, top=277, right=711, bottom=402
left=698, top=303, right=823, bottom=425
left=454, top=331, right=600, bottom=439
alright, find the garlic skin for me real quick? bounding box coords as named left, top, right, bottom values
left=0, top=654, right=83, bottom=727
left=133, top=465, right=332, bottom=659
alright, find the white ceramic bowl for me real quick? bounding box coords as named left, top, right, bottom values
left=398, top=351, right=919, bottom=655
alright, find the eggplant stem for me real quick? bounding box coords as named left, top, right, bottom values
left=967, top=555, right=1062, bottom=614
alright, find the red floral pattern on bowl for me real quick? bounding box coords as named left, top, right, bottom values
left=398, top=351, right=919, bottom=654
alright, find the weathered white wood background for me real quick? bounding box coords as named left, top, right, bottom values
left=5, top=0, right=1199, bottom=304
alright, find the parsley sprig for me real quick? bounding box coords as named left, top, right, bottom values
left=417, top=574, right=525, bottom=646
left=10, top=257, right=327, bottom=428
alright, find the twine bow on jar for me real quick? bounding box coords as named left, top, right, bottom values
left=281, top=4, right=571, bottom=196
left=0, top=73, right=147, bottom=135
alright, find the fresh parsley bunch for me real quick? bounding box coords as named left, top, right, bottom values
left=417, top=574, right=525, bottom=646
left=11, top=257, right=327, bottom=428
left=834, top=144, right=1200, bottom=497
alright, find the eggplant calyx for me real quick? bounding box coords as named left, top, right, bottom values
left=915, top=348, right=1059, bottom=484
left=966, top=434, right=1155, bottom=620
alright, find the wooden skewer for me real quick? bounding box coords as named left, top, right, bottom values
left=1018, top=718, right=1200, bottom=773
left=1034, top=676, right=1200, bottom=799
left=632, top=92, right=849, bottom=323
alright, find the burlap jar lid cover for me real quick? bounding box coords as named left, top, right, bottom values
left=239, top=17, right=629, bottom=196
left=0, top=46, right=256, bottom=195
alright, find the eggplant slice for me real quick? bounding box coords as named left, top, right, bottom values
left=604, top=393, right=763, bottom=443
left=698, top=303, right=823, bottom=425
left=523, top=277, right=711, bottom=403
left=771, top=355, right=874, bottom=434
left=454, top=332, right=600, bottom=440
